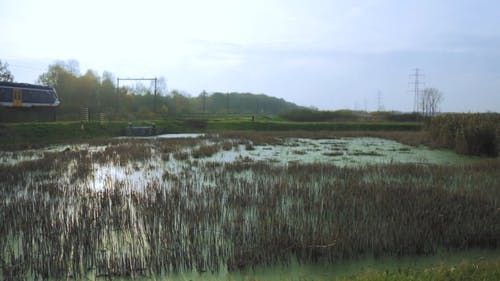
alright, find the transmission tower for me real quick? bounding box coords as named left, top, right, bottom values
left=377, top=90, right=384, bottom=111
left=408, top=68, right=425, bottom=113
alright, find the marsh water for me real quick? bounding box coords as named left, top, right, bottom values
left=0, top=136, right=478, bottom=182
left=0, top=135, right=497, bottom=280
left=0, top=136, right=478, bottom=193
left=204, top=137, right=476, bottom=165
left=49, top=249, right=500, bottom=281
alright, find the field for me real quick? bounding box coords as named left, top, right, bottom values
left=0, top=115, right=422, bottom=150
left=1, top=130, right=499, bottom=280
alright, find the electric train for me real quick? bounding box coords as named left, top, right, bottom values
left=0, top=82, right=60, bottom=107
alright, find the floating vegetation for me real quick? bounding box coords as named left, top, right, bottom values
left=323, top=152, right=344, bottom=157
left=0, top=135, right=497, bottom=279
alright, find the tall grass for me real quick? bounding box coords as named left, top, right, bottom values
left=427, top=113, right=500, bottom=157
left=0, top=138, right=499, bottom=279
left=338, top=259, right=500, bottom=281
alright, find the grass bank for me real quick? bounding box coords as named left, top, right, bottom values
left=0, top=117, right=422, bottom=150
left=207, top=119, right=422, bottom=131
left=0, top=119, right=186, bottom=149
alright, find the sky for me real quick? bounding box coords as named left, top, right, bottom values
left=1, top=0, right=500, bottom=112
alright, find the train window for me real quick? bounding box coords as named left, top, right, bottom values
left=1, top=88, right=12, bottom=100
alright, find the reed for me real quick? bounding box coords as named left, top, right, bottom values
left=0, top=136, right=499, bottom=279
left=338, top=259, right=500, bottom=281
left=191, top=143, right=221, bottom=158
left=426, top=113, right=500, bottom=157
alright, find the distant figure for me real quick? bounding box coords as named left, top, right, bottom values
left=251, top=115, right=255, bottom=122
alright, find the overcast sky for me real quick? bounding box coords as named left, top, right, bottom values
left=1, top=0, right=499, bottom=112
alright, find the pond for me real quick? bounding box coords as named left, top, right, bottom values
left=0, top=135, right=497, bottom=280
left=204, top=137, right=477, bottom=166
left=0, top=136, right=479, bottom=192
left=0, top=136, right=477, bottom=173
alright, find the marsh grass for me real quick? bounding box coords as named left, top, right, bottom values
left=192, top=144, right=221, bottom=158
left=349, top=151, right=384, bottom=156
left=216, top=130, right=429, bottom=148
left=338, top=259, right=500, bottom=281
left=172, top=150, right=190, bottom=160
left=427, top=113, right=500, bottom=157
left=0, top=136, right=499, bottom=279
left=323, top=152, right=344, bottom=157
left=245, top=142, right=255, bottom=151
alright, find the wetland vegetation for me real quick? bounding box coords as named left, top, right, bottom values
left=0, top=132, right=499, bottom=280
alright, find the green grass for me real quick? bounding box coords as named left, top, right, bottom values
left=207, top=119, right=422, bottom=131
left=0, top=116, right=423, bottom=149
left=0, top=119, right=187, bottom=149
left=339, top=259, right=500, bottom=281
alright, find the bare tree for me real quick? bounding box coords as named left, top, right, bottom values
left=420, top=87, right=443, bottom=117
left=0, top=60, right=14, bottom=82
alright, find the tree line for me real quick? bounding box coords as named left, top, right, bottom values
left=1, top=59, right=443, bottom=121
left=1, top=59, right=301, bottom=120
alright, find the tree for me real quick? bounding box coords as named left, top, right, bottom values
left=37, top=61, right=79, bottom=88
left=37, top=62, right=79, bottom=105
left=77, top=70, right=100, bottom=107
left=420, top=88, right=443, bottom=117
left=155, top=77, right=168, bottom=96
left=168, top=90, right=192, bottom=115
left=200, top=90, right=208, bottom=113
left=100, top=71, right=118, bottom=115
left=0, top=60, right=14, bottom=82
